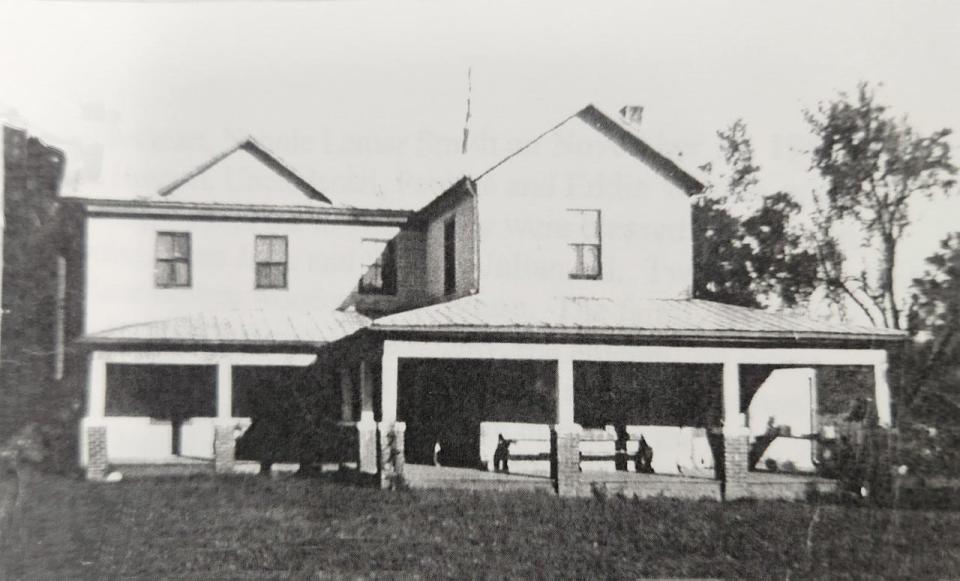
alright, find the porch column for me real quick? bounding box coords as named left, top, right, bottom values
left=379, top=348, right=404, bottom=488
left=88, top=351, right=107, bottom=419
left=84, top=352, right=108, bottom=481
left=556, top=356, right=575, bottom=426
left=339, top=368, right=354, bottom=422
left=874, top=353, right=892, bottom=428
left=553, top=356, right=580, bottom=497
left=357, top=360, right=378, bottom=474
left=214, top=362, right=235, bottom=474
left=722, top=359, right=750, bottom=500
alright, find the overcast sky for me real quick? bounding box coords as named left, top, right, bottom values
left=2, top=0, right=958, bottom=289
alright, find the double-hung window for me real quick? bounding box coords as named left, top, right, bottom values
left=255, top=235, right=288, bottom=289
left=359, top=239, right=397, bottom=295
left=568, top=209, right=602, bottom=279
left=155, top=232, right=191, bottom=287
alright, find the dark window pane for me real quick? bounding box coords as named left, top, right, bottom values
left=172, top=235, right=190, bottom=258
left=444, top=219, right=456, bottom=294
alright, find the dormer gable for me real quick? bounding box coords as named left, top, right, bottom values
left=157, top=138, right=332, bottom=206
left=476, top=104, right=706, bottom=196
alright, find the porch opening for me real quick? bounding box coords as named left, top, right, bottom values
left=739, top=364, right=877, bottom=477
left=398, top=359, right=556, bottom=470
left=574, top=362, right=723, bottom=479
left=104, top=364, right=216, bottom=460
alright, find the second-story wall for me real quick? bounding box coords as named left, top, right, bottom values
left=83, top=215, right=423, bottom=333
left=422, top=190, right=477, bottom=302
left=475, top=115, right=694, bottom=300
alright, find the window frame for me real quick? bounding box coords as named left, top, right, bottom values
left=154, top=231, right=192, bottom=288
left=358, top=238, right=397, bottom=296
left=443, top=217, right=456, bottom=295
left=254, top=235, right=289, bottom=290
left=567, top=209, right=602, bottom=280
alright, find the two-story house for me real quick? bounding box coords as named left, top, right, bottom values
left=64, top=104, right=904, bottom=499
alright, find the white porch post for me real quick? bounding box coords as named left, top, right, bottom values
left=357, top=360, right=378, bottom=474
left=381, top=350, right=398, bottom=424
left=216, top=363, right=232, bottom=419
left=556, top=356, right=575, bottom=426
left=722, top=360, right=742, bottom=430
left=874, top=352, right=893, bottom=428
left=339, top=368, right=354, bottom=422
left=214, top=362, right=235, bottom=473
left=87, top=351, right=107, bottom=419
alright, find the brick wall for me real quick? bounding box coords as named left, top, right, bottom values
left=85, top=425, right=108, bottom=481
left=723, top=429, right=750, bottom=500
left=213, top=424, right=235, bottom=474
left=552, top=426, right=581, bottom=497
left=379, top=422, right=406, bottom=490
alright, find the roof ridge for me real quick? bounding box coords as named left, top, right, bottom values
left=156, top=138, right=332, bottom=204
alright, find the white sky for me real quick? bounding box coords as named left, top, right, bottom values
left=2, top=0, right=959, bottom=295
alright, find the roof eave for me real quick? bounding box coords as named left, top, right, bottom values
left=75, top=336, right=332, bottom=350
left=578, top=105, right=706, bottom=195
left=62, top=197, right=414, bottom=225
left=365, top=324, right=907, bottom=344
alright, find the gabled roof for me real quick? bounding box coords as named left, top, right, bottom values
left=370, top=295, right=906, bottom=344
left=157, top=138, right=332, bottom=204
left=80, top=309, right=370, bottom=348
left=476, top=104, right=706, bottom=195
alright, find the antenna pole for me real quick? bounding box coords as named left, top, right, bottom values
left=461, top=66, right=472, bottom=155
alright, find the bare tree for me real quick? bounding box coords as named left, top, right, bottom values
left=805, top=83, right=957, bottom=329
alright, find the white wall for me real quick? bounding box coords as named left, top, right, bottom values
left=476, top=116, right=694, bottom=299
left=424, top=196, right=476, bottom=301
left=85, top=216, right=401, bottom=332
left=748, top=368, right=818, bottom=473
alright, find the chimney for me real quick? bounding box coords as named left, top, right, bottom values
left=619, top=105, right=644, bottom=126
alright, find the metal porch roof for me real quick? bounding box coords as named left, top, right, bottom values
left=369, top=295, right=906, bottom=343
left=81, top=309, right=372, bottom=347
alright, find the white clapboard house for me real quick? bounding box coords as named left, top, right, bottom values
left=61, top=104, right=904, bottom=499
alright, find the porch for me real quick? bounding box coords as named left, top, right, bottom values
left=80, top=350, right=318, bottom=480
left=332, top=337, right=893, bottom=501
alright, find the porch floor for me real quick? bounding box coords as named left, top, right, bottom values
left=737, top=471, right=838, bottom=500
left=404, top=464, right=555, bottom=493
left=403, top=464, right=724, bottom=499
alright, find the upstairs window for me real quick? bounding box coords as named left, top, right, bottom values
left=359, top=238, right=397, bottom=295
left=568, top=209, right=601, bottom=279
left=155, top=232, right=191, bottom=288
left=255, top=235, right=288, bottom=289
left=443, top=217, right=456, bottom=295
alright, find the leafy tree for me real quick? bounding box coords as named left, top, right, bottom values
left=903, top=232, right=960, bottom=408
left=806, top=83, right=957, bottom=329
left=693, top=120, right=818, bottom=308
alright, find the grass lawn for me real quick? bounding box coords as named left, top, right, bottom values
left=2, top=472, right=960, bottom=579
